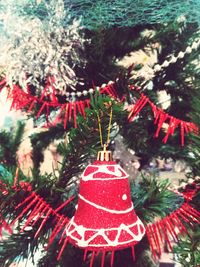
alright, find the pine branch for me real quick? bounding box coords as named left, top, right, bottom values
left=56, top=93, right=125, bottom=188
left=0, top=121, right=25, bottom=166
left=30, top=125, right=66, bottom=171
left=173, top=226, right=200, bottom=267
left=0, top=231, right=40, bottom=267
left=131, top=173, right=183, bottom=223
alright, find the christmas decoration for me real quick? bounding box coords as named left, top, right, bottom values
left=10, top=190, right=70, bottom=238
left=3, top=105, right=199, bottom=266
left=0, top=6, right=200, bottom=266
left=0, top=0, right=85, bottom=93
left=153, top=38, right=200, bottom=73
left=146, top=202, right=200, bottom=259
left=2, top=173, right=199, bottom=266
left=62, top=148, right=145, bottom=266
left=128, top=87, right=199, bottom=146
left=4, top=149, right=145, bottom=266
left=0, top=80, right=198, bottom=145
left=0, top=81, right=116, bottom=128
left=1, top=34, right=199, bottom=101
left=146, top=179, right=200, bottom=259
left=171, top=176, right=200, bottom=201
left=2, top=107, right=146, bottom=266
left=117, top=37, right=200, bottom=86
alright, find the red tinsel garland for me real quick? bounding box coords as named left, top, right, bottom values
left=0, top=75, right=199, bottom=265
left=0, top=78, right=198, bottom=143
left=146, top=202, right=200, bottom=259
left=146, top=180, right=200, bottom=259
left=128, top=91, right=198, bottom=146
left=1, top=81, right=117, bottom=129
left=128, top=85, right=198, bottom=145
left=9, top=191, right=74, bottom=239
left=0, top=179, right=199, bottom=263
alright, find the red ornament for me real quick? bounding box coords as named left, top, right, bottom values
left=60, top=150, right=145, bottom=266
left=1, top=166, right=200, bottom=265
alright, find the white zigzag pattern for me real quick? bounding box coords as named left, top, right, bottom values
left=66, top=217, right=145, bottom=248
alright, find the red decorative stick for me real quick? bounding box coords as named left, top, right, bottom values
left=146, top=226, right=158, bottom=259
left=34, top=208, right=52, bottom=238
left=110, top=250, right=115, bottom=267
left=54, top=196, right=75, bottom=213
left=128, top=94, right=148, bottom=122
left=57, top=236, right=69, bottom=260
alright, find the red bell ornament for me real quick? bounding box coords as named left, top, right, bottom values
left=65, top=149, right=145, bottom=266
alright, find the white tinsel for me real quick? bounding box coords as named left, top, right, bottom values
left=0, top=0, right=85, bottom=92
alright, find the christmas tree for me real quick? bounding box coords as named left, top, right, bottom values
left=0, top=1, right=200, bottom=266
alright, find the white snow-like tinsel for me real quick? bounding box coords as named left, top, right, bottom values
left=0, top=0, right=85, bottom=92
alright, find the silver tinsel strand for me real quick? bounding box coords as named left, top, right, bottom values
left=0, top=0, right=85, bottom=93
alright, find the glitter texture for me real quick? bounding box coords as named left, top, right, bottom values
left=66, top=160, right=145, bottom=250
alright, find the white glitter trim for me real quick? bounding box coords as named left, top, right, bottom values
left=82, top=164, right=128, bottom=181
left=79, top=194, right=133, bottom=214
left=66, top=217, right=145, bottom=247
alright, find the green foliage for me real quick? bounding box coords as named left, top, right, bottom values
left=0, top=231, right=43, bottom=266
left=81, top=21, right=199, bottom=169
left=131, top=173, right=183, bottom=223
left=0, top=121, right=25, bottom=166
left=82, top=27, right=144, bottom=87
left=0, top=18, right=200, bottom=267
left=173, top=226, right=200, bottom=267
left=30, top=124, right=66, bottom=171
left=57, top=93, right=125, bottom=187
left=0, top=93, right=184, bottom=267
left=0, top=165, right=13, bottom=185
left=0, top=169, right=184, bottom=266
left=0, top=94, right=126, bottom=266
left=188, top=84, right=200, bottom=176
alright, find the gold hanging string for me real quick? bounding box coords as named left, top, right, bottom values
left=106, top=106, right=113, bottom=145
left=96, top=105, right=113, bottom=149
left=97, top=113, right=103, bottom=148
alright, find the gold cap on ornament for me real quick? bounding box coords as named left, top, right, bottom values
left=97, top=144, right=113, bottom=161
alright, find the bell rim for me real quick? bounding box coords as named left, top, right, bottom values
left=66, top=235, right=140, bottom=251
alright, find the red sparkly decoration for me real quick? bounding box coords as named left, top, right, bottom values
left=1, top=176, right=199, bottom=266
left=10, top=191, right=73, bottom=238
left=4, top=83, right=91, bottom=129
left=146, top=182, right=200, bottom=259
left=0, top=78, right=198, bottom=144
left=128, top=87, right=199, bottom=146
left=60, top=159, right=145, bottom=266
